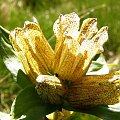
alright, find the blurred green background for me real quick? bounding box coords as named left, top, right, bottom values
left=0, top=0, right=120, bottom=119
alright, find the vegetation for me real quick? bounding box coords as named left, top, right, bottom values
left=0, top=0, right=120, bottom=120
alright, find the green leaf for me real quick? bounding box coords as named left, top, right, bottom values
left=87, top=54, right=109, bottom=75
left=81, top=105, right=120, bottom=120
left=17, top=69, right=33, bottom=89
left=0, top=33, right=23, bottom=78
left=0, top=25, right=11, bottom=44
left=92, top=54, right=100, bottom=61
left=12, top=86, right=59, bottom=120
left=0, top=36, right=13, bottom=59
left=63, top=101, right=120, bottom=120
left=89, top=61, right=103, bottom=72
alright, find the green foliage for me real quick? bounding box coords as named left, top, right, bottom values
left=0, top=23, right=20, bottom=113
left=12, top=70, right=60, bottom=120
left=0, top=26, right=10, bottom=44
left=87, top=54, right=109, bottom=75
left=11, top=86, right=59, bottom=120
left=0, top=26, right=23, bottom=78
left=63, top=101, right=120, bottom=120
left=17, top=70, right=33, bottom=89
left=89, top=61, right=103, bottom=72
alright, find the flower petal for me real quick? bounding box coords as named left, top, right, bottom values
left=78, top=18, right=98, bottom=43
left=70, top=26, right=108, bottom=80
left=53, top=12, right=80, bottom=40
left=92, top=26, right=108, bottom=54
left=54, top=37, right=80, bottom=80
left=10, top=21, right=54, bottom=81
left=17, top=52, right=38, bottom=83
left=23, top=21, right=54, bottom=72
left=53, top=13, right=80, bottom=72
left=67, top=71, right=120, bottom=108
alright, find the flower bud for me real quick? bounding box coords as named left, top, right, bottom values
left=36, top=75, right=65, bottom=104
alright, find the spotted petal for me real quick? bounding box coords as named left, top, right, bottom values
left=53, top=12, right=80, bottom=72
left=67, top=71, right=120, bottom=108
left=10, top=21, right=54, bottom=83
left=78, top=18, right=98, bottom=43
left=54, top=37, right=80, bottom=80
left=70, top=26, right=108, bottom=80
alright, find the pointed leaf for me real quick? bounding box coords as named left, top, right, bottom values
left=88, top=61, right=103, bottom=72
left=87, top=54, right=109, bottom=75
left=12, top=86, right=59, bottom=120
left=17, top=69, right=33, bottom=89
left=81, top=105, right=120, bottom=120
left=0, top=25, right=10, bottom=44
left=63, top=101, right=120, bottom=120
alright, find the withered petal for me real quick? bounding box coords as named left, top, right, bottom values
left=67, top=71, right=120, bottom=108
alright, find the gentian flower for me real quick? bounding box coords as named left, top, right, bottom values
left=9, top=12, right=120, bottom=108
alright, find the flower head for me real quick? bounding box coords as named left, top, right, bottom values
left=9, top=12, right=120, bottom=108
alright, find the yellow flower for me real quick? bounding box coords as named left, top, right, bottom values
left=9, top=12, right=120, bottom=108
